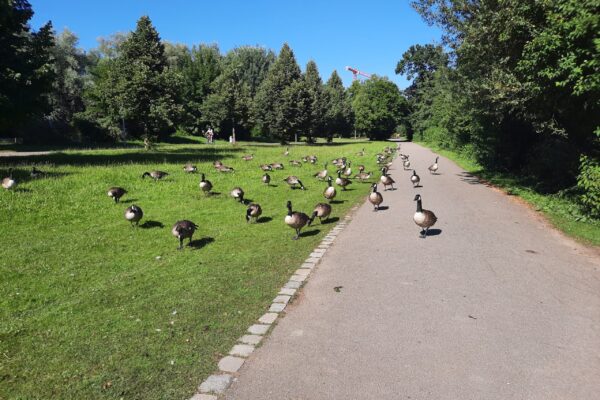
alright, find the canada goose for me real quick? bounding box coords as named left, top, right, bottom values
left=428, top=156, right=439, bottom=174
left=308, top=203, right=332, bottom=225
left=231, top=187, right=244, bottom=203
left=331, top=157, right=345, bottom=167
left=183, top=163, right=197, bottom=173
left=411, top=170, right=421, bottom=187
left=314, top=163, right=328, bottom=180
left=380, top=167, right=395, bottom=190
left=246, top=203, right=262, bottom=223
left=284, top=200, right=310, bottom=240
left=270, top=162, right=284, bottom=170
left=262, top=173, right=271, bottom=185
left=308, top=155, right=318, bottom=164
left=199, top=173, right=212, bottom=194
left=142, top=171, right=169, bottom=180
left=323, top=176, right=336, bottom=202
left=357, top=164, right=365, bottom=173
left=356, top=148, right=365, bottom=156
left=213, top=160, right=223, bottom=168
left=216, top=165, right=235, bottom=173
left=30, top=166, right=44, bottom=178
left=289, top=160, right=302, bottom=167
left=260, top=164, right=272, bottom=171
left=108, top=187, right=127, bottom=203
left=368, top=183, right=384, bottom=211
left=283, top=147, right=289, bottom=156
left=343, top=161, right=352, bottom=177
left=399, top=154, right=409, bottom=162
left=242, top=154, right=254, bottom=161
left=283, top=176, right=305, bottom=190
left=403, top=159, right=411, bottom=170
left=335, top=170, right=352, bottom=191
left=354, top=171, right=372, bottom=181
left=302, top=155, right=309, bottom=163
left=413, top=194, right=437, bottom=238
left=2, top=168, right=16, bottom=190
left=172, top=220, right=198, bottom=249
left=124, top=204, right=143, bottom=226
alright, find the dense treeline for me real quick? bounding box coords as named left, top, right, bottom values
left=398, top=0, right=599, bottom=218
left=0, top=1, right=407, bottom=144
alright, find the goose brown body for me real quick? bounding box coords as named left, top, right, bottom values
left=284, top=201, right=310, bottom=240
left=242, top=154, right=254, bottom=161
left=124, top=205, right=143, bottom=226
left=335, top=171, right=352, bottom=191
left=231, top=187, right=244, bottom=202
left=413, top=194, right=437, bottom=238
left=172, top=220, right=198, bottom=249
left=199, top=174, right=212, bottom=194
left=142, top=170, right=169, bottom=180
left=309, top=203, right=332, bottom=225
left=411, top=170, right=421, bottom=187
left=108, top=187, right=127, bottom=203
left=428, top=157, right=439, bottom=174
left=183, top=164, right=197, bottom=173
left=262, top=173, right=271, bottom=185
left=380, top=167, right=395, bottom=190
left=368, top=183, right=383, bottom=211
left=2, top=169, right=16, bottom=190
left=283, top=176, right=305, bottom=190
left=323, top=176, right=336, bottom=201
left=246, top=203, right=262, bottom=223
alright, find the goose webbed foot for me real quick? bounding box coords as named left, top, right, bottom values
left=419, top=229, right=426, bottom=238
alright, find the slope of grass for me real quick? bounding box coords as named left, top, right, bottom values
left=0, top=139, right=383, bottom=399
left=415, top=140, right=600, bottom=246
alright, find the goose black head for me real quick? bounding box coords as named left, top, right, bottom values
left=142, top=172, right=150, bottom=178
left=414, top=194, right=421, bottom=201
left=435, top=156, right=439, bottom=162
left=371, top=183, right=378, bottom=191
left=286, top=200, right=292, bottom=210
left=412, top=170, right=417, bottom=176
left=201, top=173, right=206, bottom=180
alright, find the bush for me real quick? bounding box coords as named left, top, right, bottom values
left=577, top=155, right=600, bottom=219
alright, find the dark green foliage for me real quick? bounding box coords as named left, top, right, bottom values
left=577, top=155, right=600, bottom=218
left=323, top=70, right=353, bottom=141
left=303, top=61, right=326, bottom=142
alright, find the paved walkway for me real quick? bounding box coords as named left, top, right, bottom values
left=225, top=142, right=600, bottom=399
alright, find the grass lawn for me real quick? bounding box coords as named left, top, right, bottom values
left=415, top=140, right=600, bottom=246
left=0, top=138, right=384, bottom=399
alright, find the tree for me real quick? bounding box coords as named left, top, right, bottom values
left=351, top=76, right=407, bottom=140
left=303, top=60, right=326, bottom=142
left=323, top=70, right=353, bottom=141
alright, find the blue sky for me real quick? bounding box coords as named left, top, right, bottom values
left=30, top=0, right=441, bottom=88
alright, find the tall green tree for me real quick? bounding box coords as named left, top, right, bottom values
left=323, top=70, right=353, bottom=141
left=303, top=60, right=326, bottom=142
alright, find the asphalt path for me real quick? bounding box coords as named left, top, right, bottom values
left=225, top=142, right=600, bottom=400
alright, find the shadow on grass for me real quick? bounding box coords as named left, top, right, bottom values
left=121, top=198, right=139, bottom=204
left=257, top=216, right=273, bottom=224
left=1, top=168, right=72, bottom=184
left=299, top=229, right=320, bottom=238
left=140, top=220, right=164, bottom=229
left=189, top=237, right=215, bottom=250
left=322, top=217, right=340, bottom=224
left=329, top=200, right=345, bottom=204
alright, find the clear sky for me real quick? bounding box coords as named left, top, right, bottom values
left=29, top=0, right=441, bottom=88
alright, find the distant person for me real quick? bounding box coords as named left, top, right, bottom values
left=205, top=127, right=214, bottom=144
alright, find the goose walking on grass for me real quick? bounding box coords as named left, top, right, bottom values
left=216, top=165, right=235, bottom=173
left=335, top=170, right=352, bottom=191
left=413, top=194, right=437, bottom=238
left=356, top=148, right=365, bottom=156
left=323, top=176, right=336, bottom=202
left=262, top=172, right=271, bottom=186
left=142, top=170, right=169, bottom=180
left=246, top=203, right=262, bottom=223
left=428, top=156, right=439, bottom=174
left=108, top=187, right=127, bottom=203
left=283, top=176, right=305, bottom=190
left=314, top=163, right=328, bottom=180
left=283, top=147, right=290, bottom=156
left=172, top=220, right=198, bottom=249
left=270, top=162, right=285, bottom=170
left=231, top=187, right=244, bottom=203
left=411, top=170, right=421, bottom=187
left=260, top=164, right=272, bottom=171
left=284, top=200, right=310, bottom=240
left=380, top=167, right=395, bottom=190
left=308, top=203, right=332, bottom=225
left=242, top=154, right=254, bottom=161
left=124, top=205, right=143, bottom=226
left=199, top=173, right=212, bottom=195
left=354, top=171, right=372, bottom=182
left=30, top=166, right=44, bottom=178
left=183, top=164, right=197, bottom=173
left=368, top=183, right=383, bottom=211
left=2, top=168, right=16, bottom=190
left=342, top=161, right=352, bottom=177
left=289, top=160, right=302, bottom=167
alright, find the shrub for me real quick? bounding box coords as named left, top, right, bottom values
left=577, top=155, right=600, bottom=219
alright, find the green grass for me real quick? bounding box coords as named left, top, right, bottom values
left=0, top=138, right=382, bottom=399
left=415, top=140, right=600, bottom=246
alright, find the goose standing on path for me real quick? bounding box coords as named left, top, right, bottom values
left=413, top=194, right=438, bottom=238
left=246, top=203, right=262, bottom=223
left=380, top=167, right=395, bottom=191
left=284, top=201, right=310, bottom=240
left=2, top=168, right=16, bottom=190
left=323, top=176, right=336, bottom=202
left=403, top=158, right=411, bottom=170
left=428, top=157, right=439, bottom=174
left=108, top=187, right=127, bottom=203
left=308, top=203, right=332, bottom=225
left=199, top=173, right=212, bottom=195
left=283, top=176, right=305, bottom=190
left=335, top=171, right=352, bottom=191
left=172, top=220, right=198, bottom=249
left=368, top=183, right=383, bottom=211
left=262, top=172, right=271, bottom=186
left=142, top=171, right=169, bottom=180
left=124, top=205, right=143, bottom=226
left=411, top=170, right=421, bottom=187
left=231, top=187, right=244, bottom=203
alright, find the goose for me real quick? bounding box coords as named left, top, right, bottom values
left=107, top=187, right=127, bottom=203
left=331, top=157, right=345, bottom=167
left=30, top=166, right=44, bottom=178
left=231, top=187, right=244, bottom=203
left=260, top=164, right=272, bottom=171
left=380, top=167, right=395, bottom=190
left=289, top=160, right=302, bottom=167
left=213, top=160, right=223, bottom=168
left=411, top=170, right=421, bottom=187
left=142, top=171, right=169, bottom=180
left=270, top=162, right=284, bottom=170
left=284, top=200, right=310, bottom=240
left=283, top=176, right=305, bottom=190
left=357, top=164, right=365, bottom=173
left=428, top=156, right=439, bottom=174
left=199, top=173, right=212, bottom=195
left=354, top=171, right=372, bottom=181
left=246, top=203, right=262, bottom=223
left=172, top=220, right=198, bottom=249
left=335, top=170, right=352, bottom=191
left=343, top=161, right=352, bottom=177
left=2, top=168, right=17, bottom=190
left=308, top=155, right=318, bottom=164
left=302, top=155, right=310, bottom=163
left=283, top=147, right=290, bottom=156
left=314, top=163, right=328, bottom=180
left=413, top=194, right=437, bottom=238
left=124, top=204, right=143, bottom=226
left=356, top=148, right=365, bottom=156
left=262, top=173, right=271, bottom=185
left=242, top=154, right=254, bottom=161
left=216, top=165, right=235, bottom=173
left=308, top=203, right=332, bottom=225
left=368, top=183, right=384, bottom=211
left=403, top=159, right=411, bottom=170
left=399, top=154, right=409, bottom=162
left=183, top=163, right=197, bottom=173
left=323, top=176, right=336, bottom=202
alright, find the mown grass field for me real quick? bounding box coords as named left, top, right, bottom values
left=415, top=140, right=600, bottom=246
left=0, top=138, right=385, bottom=399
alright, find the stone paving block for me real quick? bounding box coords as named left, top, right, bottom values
left=273, top=295, right=291, bottom=304
left=239, top=334, right=262, bottom=345
left=190, top=394, right=218, bottom=400
left=295, top=268, right=310, bottom=277
left=259, top=312, right=279, bottom=324
left=198, top=374, right=233, bottom=394
left=289, top=274, right=306, bottom=283
left=284, top=280, right=301, bottom=289
left=309, top=252, right=323, bottom=258
left=269, top=302, right=286, bottom=312
left=279, top=288, right=296, bottom=296
left=305, top=257, right=320, bottom=264
left=300, top=262, right=315, bottom=269
left=218, top=356, right=245, bottom=373
left=248, top=324, right=270, bottom=335
left=312, top=248, right=327, bottom=254
left=229, top=344, right=255, bottom=357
